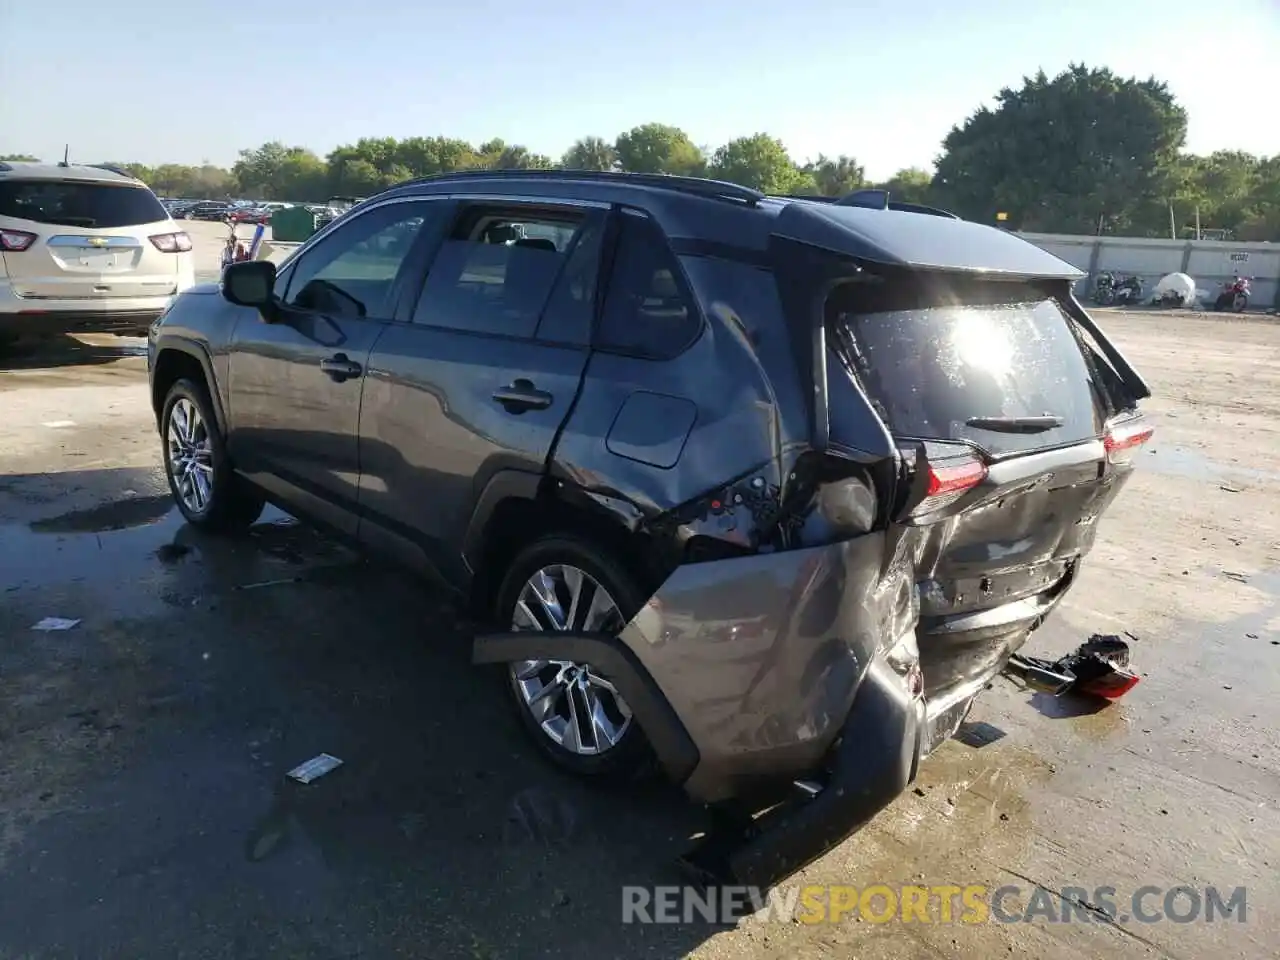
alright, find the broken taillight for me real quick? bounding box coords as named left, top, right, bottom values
left=907, top=453, right=988, bottom=518
left=1102, top=418, right=1154, bottom=465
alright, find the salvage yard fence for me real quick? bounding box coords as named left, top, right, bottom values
left=1020, top=233, right=1280, bottom=310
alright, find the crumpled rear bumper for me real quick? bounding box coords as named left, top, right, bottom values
left=473, top=536, right=988, bottom=888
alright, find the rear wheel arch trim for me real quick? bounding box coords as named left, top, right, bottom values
left=152, top=338, right=226, bottom=435
left=461, top=469, right=544, bottom=575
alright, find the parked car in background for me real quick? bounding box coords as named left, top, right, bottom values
left=229, top=207, right=271, bottom=225
left=184, top=201, right=234, bottom=221
left=0, top=160, right=194, bottom=338
left=147, top=170, right=1151, bottom=888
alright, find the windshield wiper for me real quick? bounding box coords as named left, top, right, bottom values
left=965, top=415, right=1063, bottom=434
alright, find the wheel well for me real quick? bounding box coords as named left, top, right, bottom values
left=468, top=494, right=668, bottom=621
left=151, top=349, right=208, bottom=425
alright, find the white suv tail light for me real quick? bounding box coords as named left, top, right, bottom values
left=149, top=231, right=192, bottom=253
left=1, top=229, right=37, bottom=252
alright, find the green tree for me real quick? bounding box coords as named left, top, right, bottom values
left=707, top=133, right=808, bottom=194
left=804, top=154, right=865, bottom=196
left=392, top=136, right=478, bottom=176
left=495, top=145, right=553, bottom=169
left=233, top=142, right=327, bottom=200
left=328, top=157, right=382, bottom=196
left=874, top=167, right=933, bottom=204
left=931, top=64, right=1187, bottom=233
left=562, top=136, right=617, bottom=171
left=614, top=123, right=705, bottom=175
left=0, top=153, right=40, bottom=162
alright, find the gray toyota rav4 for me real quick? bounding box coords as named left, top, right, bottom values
left=148, top=171, right=1151, bottom=887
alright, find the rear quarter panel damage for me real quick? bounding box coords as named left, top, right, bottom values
left=617, top=527, right=922, bottom=803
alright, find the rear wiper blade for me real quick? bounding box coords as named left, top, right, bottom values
left=965, top=415, right=1063, bottom=434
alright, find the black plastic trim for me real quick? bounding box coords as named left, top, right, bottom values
left=472, top=629, right=701, bottom=784
left=460, top=469, right=544, bottom=574
left=150, top=336, right=227, bottom=435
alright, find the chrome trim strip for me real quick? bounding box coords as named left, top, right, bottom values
left=46, top=235, right=142, bottom=248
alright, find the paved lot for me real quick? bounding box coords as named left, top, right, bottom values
left=0, top=310, right=1277, bottom=959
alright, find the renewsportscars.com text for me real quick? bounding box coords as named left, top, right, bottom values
left=621, top=884, right=1248, bottom=926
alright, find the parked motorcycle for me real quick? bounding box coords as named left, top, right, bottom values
left=1213, top=276, right=1251, bottom=312
left=1112, top=275, right=1143, bottom=306
left=1092, top=271, right=1117, bottom=305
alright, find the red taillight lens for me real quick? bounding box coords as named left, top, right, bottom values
left=910, top=455, right=988, bottom=516
left=1103, top=419, right=1153, bottom=465
left=149, top=231, right=192, bottom=253
left=0, top=229, right=37, bottom=252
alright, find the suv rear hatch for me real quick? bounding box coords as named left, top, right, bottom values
left=0, top=178, right=182, bottom=300
left=823, top=266, right=1151, bottom=697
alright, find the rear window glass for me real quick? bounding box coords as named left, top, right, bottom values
left=0, top=180, right=168, bottom=228
left=829, top=278, right=1105, bottom=457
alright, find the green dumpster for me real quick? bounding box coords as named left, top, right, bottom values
left=270, top=206, right=318, bottom=243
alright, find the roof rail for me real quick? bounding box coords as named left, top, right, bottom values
left=778, top=193, right=838, bottom=203
left=835, top=188, right=960, bottom=220
left=86, top=162, right=137, bottom=178
left=396, top=168, right=765, bottom=206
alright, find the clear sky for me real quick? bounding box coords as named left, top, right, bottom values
left=2, top=0, right=1277, bottom=179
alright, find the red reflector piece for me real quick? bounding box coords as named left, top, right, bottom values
left=1077, top=670, right=1140, bottom=700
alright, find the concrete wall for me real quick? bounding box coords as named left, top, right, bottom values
left=1020, top=232, right=1280, bottom=309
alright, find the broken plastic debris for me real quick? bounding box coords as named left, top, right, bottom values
left=31, top=617, right=81, bottom=631
left=287, top=753, right=344, bottom=784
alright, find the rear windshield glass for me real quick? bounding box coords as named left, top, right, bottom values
left=828, top=277, right=1105, bottom=458
left=0, top=180, right=168, bottom=228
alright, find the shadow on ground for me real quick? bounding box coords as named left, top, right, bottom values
left=0, top=333, right=147, bottom=372
left=0, top=469, right=722, bottom=960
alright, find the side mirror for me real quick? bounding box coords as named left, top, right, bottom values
left=222, top=260, right=278, bottom=319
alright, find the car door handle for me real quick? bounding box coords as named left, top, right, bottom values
left=492, top=379, right=553, bottom=413
left=320, top=353, right=362, bottom=382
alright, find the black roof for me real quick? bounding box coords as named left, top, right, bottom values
left=374, top=170, right=1083, bottom=281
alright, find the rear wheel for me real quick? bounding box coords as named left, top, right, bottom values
left=494, top=535, right=653, bottom=780
left=161, top=378, right=264, bottom=532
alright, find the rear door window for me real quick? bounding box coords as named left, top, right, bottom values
left=0, top=180, right=168, bottom=228
left=596, top=211, right=701, bottom=359
left=828, top=277, right=1106, bottom=458
left=411, top=206, right=582, bottom=339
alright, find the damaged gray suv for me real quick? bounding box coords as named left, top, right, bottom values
left=148, top=171, right=1151, bottom=887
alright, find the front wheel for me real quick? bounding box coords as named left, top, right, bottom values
left=494, top=535, right=654, bottom=780
left=1233, top=294, right=1248, bottom=313
left=161, top=378, right=264, bottom=532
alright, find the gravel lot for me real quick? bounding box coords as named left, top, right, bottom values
left=0, top=302, right=1276, bottom=959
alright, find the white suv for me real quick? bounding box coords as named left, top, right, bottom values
left=0, top=161, right=196, bottom=338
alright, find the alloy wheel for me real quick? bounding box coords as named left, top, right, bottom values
left=167, top=398, right=214, bottom=514
left=509, top=564, right=633, bottom=755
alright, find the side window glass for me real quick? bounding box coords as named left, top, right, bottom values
left=597, top=213, right=700, bottom=359
left=283, top=204, right=430, bottom=319
left=412, top=208, right=580, bottom=339
left=534, top=217, right=604, bottom=345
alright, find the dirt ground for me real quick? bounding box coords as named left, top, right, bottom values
left=0, top=309, right=1277, bottom=959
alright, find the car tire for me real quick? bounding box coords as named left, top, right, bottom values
left=160, top=377, right=264, bottom=532
left=494, top=534, right=655, bottom=781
